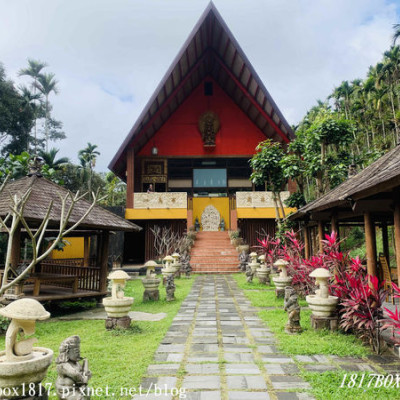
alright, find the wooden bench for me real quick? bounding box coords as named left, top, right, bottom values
left=27, top=273, right=79, bottom=297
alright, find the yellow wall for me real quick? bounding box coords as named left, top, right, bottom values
left=125, top=208, right=187, bottom=220
left=193, top=197, right=230, bottom=230
left=51, top=237, right=86, bottom=259
left=236, top=207, right=296, bottom=219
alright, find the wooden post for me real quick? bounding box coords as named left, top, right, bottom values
left=99, top=231, right=110, bottom=293
left=83, top=236, right=90, bottom=267
left=364, top=212, right=377, bottom=277
left=382, top=221, right=390, bottom=268
left=304, top=226, right=310, bottom=259
left=126, top=147, right=135, bottom=209
left=331, top=213, right=340, bottom=242
left=318, top=221, right=324, bottom=253
left=394, top=201, right=400, bottom=284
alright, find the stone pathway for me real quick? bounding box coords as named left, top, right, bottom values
left=135, top=275, right=400, bottom=400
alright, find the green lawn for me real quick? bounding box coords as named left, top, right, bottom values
left=0, top=276, right=194, bottom=400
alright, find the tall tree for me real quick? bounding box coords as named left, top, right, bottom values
left=34, top=72, right=59, bottom=152
left=78, top=143, right=100, bottom=198
left=39, top=148, right=69, bottom=170
left=18, top=59, right=47, bottom=153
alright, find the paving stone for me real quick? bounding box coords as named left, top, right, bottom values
left=257, top=345, right=278, bottom=353
left=140, top=377, right=177, bottom=390
left=253, top=337, right=278, bottom=345
left=224, top=353, right=256, bottom=363
left=275, top=393, right=315, bottom=400
left=192, top=337, right=219, bottom=344
left=187, top=354, right=219, bottom=362
left=270, top=376, right=311, bottom=390
left=339, top=364, right=376, bottom=372
left=156, top=344, right=185, bottom=353
left=367, top=355, right=400, bottom=364
left=223, top=336, right=250, bottom=344
left=225, top=363, right=260, bottom=374
left=224, top=345, right=252, bottom=353
left=303, top=364, right=338, bottom=372
left=186, top=363, right=220, bottom=374
left=228, top=392, right=270, bottom=400
left=294, top=355, right=330, bottom=363
left=226, top=375, right=267, bottom=390
left=132, top=394, right=172, bottom=400
left=330, top=356, right=364, bottom=363
left=182, top=375, right=221, bottom=389
left=249, top=328, right=272, bottom=337
left=185, top=392, right=222, bottom=400
left=191, top=344, right=219, bottom=352
left=161, top=336, right=187, bottom=344
left=262, top=355, right=293, bottom=363
left=264, top=363, right=300, bottom=375
left=154, top=353, right=184, bottom=362
left=146, top=364, right=180, bottom=375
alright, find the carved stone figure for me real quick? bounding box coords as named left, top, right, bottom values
left=56, top=336, right=92, bottom=399
left=201, top=205, right=220, bottom=231
left=198, top=111, right=220, bottom=147
left=245, top=265, right=254, bottom=283
left=238, top=251, right=249, bottom=272
left=283, top=287, right=302, bottom=334
left=166, top=275, right=176, bottom=302
left=181, top=251, right=192, bottom=278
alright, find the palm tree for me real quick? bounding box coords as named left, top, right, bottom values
left=35, top=73, right=59, bottom=152
left=78, top=143, right=100, bottom=198
left=393, top=24, right=400, bottom=45
left=39, top=148, right=69, bottom=170
left=18, top=59, right=47, bottom=153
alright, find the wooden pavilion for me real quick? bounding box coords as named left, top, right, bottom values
left=0, top=173, right=140, bottom=302
left=290, top=145, right=400, bottom=283
left=109, top=3, right=295, bottom=263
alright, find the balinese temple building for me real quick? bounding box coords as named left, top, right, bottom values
left=109, top=3, right=295, bottom=265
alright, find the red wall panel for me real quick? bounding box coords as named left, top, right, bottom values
left=138, top=77, right=266, bottom=157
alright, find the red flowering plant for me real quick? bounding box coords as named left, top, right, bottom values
left=256, top=234, right=282, bottom=269
left=380, top=282, right=400, bottom=345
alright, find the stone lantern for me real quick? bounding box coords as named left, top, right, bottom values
left=272, top=259, right=292, bottom=297
left=306, top=268, right=339, bottom=330
left=142, top=260, right=161, bottom=301
left=171, top=252, right=181, bottom=278
left=161, top=255, right=175, bottom=284
left=102, top=270, right=134, bottom=329
left=257, top=254, right=270, bottom=285
left=0, top=299, right=53, bottom=398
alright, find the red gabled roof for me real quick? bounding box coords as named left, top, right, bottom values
left=109, top=2, right=294, bottom=179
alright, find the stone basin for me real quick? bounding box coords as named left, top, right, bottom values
left=306, top=294, right=339, bottom=317
left=272, top=276, right=292, bottom=289
left=142, top=277, right=161, bottom=289
left=103, top=297, right=134, bottom=318
left=0, top=347, right=53, bottom=397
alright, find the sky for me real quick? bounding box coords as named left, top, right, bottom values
left=0, top=0, right=399, bottom=171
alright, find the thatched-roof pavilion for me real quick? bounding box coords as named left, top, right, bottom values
left=0, top=173, right=141, bottom=301
left=290, top=146, right=400, bottom=282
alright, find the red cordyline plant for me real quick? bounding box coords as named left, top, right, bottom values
left=256, top=234, right=282, bottom=268
left=380, top=282, right=400, bottom=345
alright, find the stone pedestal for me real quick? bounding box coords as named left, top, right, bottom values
left=272, top=276, right=292, bottom=297
left=310, top=314, right=339, bottom=331
left=105, top=315, right=131, bottom=330
left=257, top=269, right=270, bottom=285
left=143, top=288, right=160, bottom=301
left=142, top=277, right=161, bottom=302
left=285, top=324, right=303, bottom=335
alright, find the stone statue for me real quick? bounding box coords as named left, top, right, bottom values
left=283, top=287, right=302, bottom=334
left=198, top=111, right=220, bottom=147
left=181, top=251, right=192, bottom=278
left=56, top=336, right=92, bottom=399
left=238, top=251, right=249, bottom=272
left=166, top=274, right=176, bottom=302
left=245, top=265, right=254, bottom=283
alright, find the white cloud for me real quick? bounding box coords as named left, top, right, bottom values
left=0, top=0, right=398, bottom=170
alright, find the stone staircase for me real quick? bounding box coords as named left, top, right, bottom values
left=190, top=231, right=239, bottom=274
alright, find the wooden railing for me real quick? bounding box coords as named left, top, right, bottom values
left=39, top=263, right=101, bottom=292
left=43, top=258, right=96, bottom=267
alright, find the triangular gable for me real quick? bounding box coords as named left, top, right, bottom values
left=109, top=2, right=294, bottom=178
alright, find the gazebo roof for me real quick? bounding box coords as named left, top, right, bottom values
left=0, top=175, right=141, bottom=232
left=291, top=146, right=400, bottom=220
left=109, top=2, right=294, bottom=179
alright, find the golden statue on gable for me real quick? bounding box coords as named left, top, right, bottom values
left=198, top=111, right=220, bottom=147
